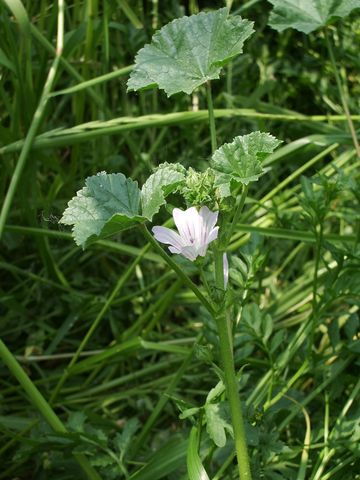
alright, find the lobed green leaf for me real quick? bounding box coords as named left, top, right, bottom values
left=127, top=8, right=254, bottom=96
left=141, top=162, right=186, bottom=219
left=211, top=131, right=281, bottom=195
left=60, top=172, right=144, bottom=247
left=268, top=0, right=360, bottom=34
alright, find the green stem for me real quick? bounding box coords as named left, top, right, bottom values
left=0, top=0, right=65, bottom=238
left=51, top=65, right=133, bottom=97
left=215, top=312, right=252, bottom=480
left=206, top=81, right=217, bottom=153
left=199, top=265, right=211, bottom=296
left=207, top=74, right=251, bottom=478
left=312, top=224, right=323, bottom=314
left=308, top=223, right=323, bottom=358
left=0, top=338, right=101, bottom=480
left=214, top=246, right=225, bottom=290
left=227, top=184, right=249, bottom=244
left=325, top=28, right=360, bottom=158
left=214, top=250, right=252, bottom=480
left=141, top=224, right=216, bottom=315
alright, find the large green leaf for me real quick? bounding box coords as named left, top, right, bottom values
left=268, top=0, right=360, bottom=34
left=127, top=8, right=254, bottom=96
left=211, top=132, right=281, bottom=196
left=141, top=162, right=186, bottom=219
left=60, top=172, right=144, bottom=247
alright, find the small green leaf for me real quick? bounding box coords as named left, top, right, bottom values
left=60, top=172, right=144, bottom=247
left=114, top=418, right=139, bottom=453
left=141, top=162, right=186, bottom=219
left=179, top=407, right=200, bottom=420
left=114, top=417, right=139, bottom=463
left=268, top=0, right=360, bottom=34
left=128, top=8, right=254, bottom=96
left=205, top=402, right=232, bottom=448
left=241, top=303, right=275, bottom=346
left=211, top=132, right=281, bottom=195
left=206, top=379, right=225, bottom=403
left=90, top=454, right=114, bottom=468
left=67, top=411, right=87, bottom=432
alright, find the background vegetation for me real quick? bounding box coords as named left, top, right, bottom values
left=0, top=1, right=359, bottom=479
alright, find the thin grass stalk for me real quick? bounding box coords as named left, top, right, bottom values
left=0, top=338, right=101, bottom=480
left=324, top=28, right=360, bottom=158
left=206, top=81, right=217, bottom=152
left=295, top=401, right=311, bottom=480
left=30, top=23, right=105, bottom=107
left=51, top=65, right=134, bottom=96
left=1, top=113, right=356, bottom=155
left=311, top=378, right=360, bottom=480
left=0, top=0, right=65, bottom=238
left=308, top=223, right=323, bottom=358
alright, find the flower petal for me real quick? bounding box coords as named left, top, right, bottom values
left=180, top=245, right=199, bottom=261
left=173, top=207, right=199, bottom=245
left=199, top=206, right=219, bottom=241
left=154, top=206, right=220, bottom=262
left=223, top=253, right=229, bottom=289
left=152, top=226, right=185, bottom=250
left=197, top=225, right=219, bottom=256
left=206, top=226, right=219, bottom=245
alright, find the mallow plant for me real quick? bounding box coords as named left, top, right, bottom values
left=61, top=8, right=281, bottom=480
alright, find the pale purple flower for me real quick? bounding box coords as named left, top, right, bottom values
left=152, top=206, right=219, bottom=261
left=223, top=253, right=229, bottom=289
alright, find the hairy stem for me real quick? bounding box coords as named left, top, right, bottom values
left=206, top=81, right=217, bottom=153
left=207, top=75, right=252, bottom=478
left=214, top=249, right=252, bottom=480
left=228, top=184, right=249, bottom=244
left=215, top=310, right=252, bottom=480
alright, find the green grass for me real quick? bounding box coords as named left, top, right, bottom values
left=1, top=1, right=360, bottom=479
